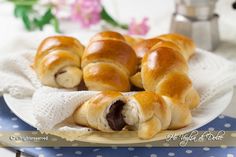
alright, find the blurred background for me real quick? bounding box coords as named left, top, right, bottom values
left=0, top=0, right=236, bottom=60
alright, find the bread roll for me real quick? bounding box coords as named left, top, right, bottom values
left=133, top=38, right=163, bottom=63
left=82, top=31, right=138, bottom=92
left=122, top=91, right=171, bottom=139
left=158, top=33, right=195, bottom=60
left=34, top=36, right=84, bottom=88
left=142, top=44, right=199, bottom=110
left=130, top=38, right=184, bottom=89
left=73, top=91, right=127, bottom=132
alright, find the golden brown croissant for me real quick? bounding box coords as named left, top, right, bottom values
left=133, top=38, right=163, bottom=64
left=123, top=91, right=172, bottom=139
left=158, top=33, right=195, bottom=61
left=34, top=36, right=84, bottom=88
left=139, top=41, right=194, bottom=129
left=82, top=31, right=138, bottom=92
left=73, top=91, right=191, bottom=139
left=133, top=33, right=195, bottom=63
left=73, top=91, right=171, bottom=139
left=129, top=34, right=199, bottom=110
left=141, top=40, right=200, bottom=110
left=130, top=38, right=166, bottom=89
left=130, top=37, right=184, bottom=89
left=73, top=91, right=127, bottom=132
left=130, top=34, right=199, bottom=130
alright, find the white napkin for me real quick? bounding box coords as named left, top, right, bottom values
left=0, top=52, right=41, bottom=98
left=190, top=48, right=236, bottom=103
left=1, top=49, right=236, bottom=135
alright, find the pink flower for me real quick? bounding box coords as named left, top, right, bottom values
left=128, top=17, right=150, bottom=35
left=71, top=0, right=102, bottom=28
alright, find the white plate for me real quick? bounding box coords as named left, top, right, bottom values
left=3, top=87, right=234, bottom=144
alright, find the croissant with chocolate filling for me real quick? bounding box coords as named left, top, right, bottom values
left=73, top=91, right=127, bottom=132
left=82, top=31, right=138, bottom=92
left=33, top=36, right=84, bottom=88
left=123, top=91, right=172, bottom=139
left=73, top=91, right=191, bottom=139
left=73, top=91, right=172, bottom=139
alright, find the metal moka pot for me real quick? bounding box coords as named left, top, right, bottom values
left=170, top=0, right=220, bottom=51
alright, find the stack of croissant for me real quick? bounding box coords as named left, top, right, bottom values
left=33, top=31, right=200, bottom=139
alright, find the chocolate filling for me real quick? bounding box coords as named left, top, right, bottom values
left=55, top=70, right=67, bottom=78
left=106, top=100, right=126, bottom=131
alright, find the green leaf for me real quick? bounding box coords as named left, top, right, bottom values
left=33, top=8, right=54, bottom=30
left=14, top=5, right=32, bottom=17
left=33, top=18, right=42, bottom=30
left=101, top=7, right=128, bottom=29
left=22, top=13, right=32, bottom=30
left=51, top=17, right=61, bottom=33
left=10, top=1, right=60, bottom=33
left=32, top=8, right=61, bottom=33
left=41, top=8, right=54, bottom=24
left=13, top=5, right=33, bottom=30
left=101, top=7, right=119, bottom=26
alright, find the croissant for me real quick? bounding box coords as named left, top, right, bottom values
left=73, top=91, right=127, bottom=132
left=134, top=33, right=195, bottom=62
left=142, top=40, right=200, bottom=110
left=74, top=91, right=191, bottom=139
left=82, top=31, right=138, bottom=92
left=73, top=91, right=171, bottom=139
left=34, top=36, right=84, bottom=88
left=158, top=33, right=195, bottom=61
left=130, top=33, right=195, bottom=89
left=130, top=38, right=166, bottom=89
left=129, top=34, right=199, bottom=110
left=133, top=38, right=163, bottom=64
left=123, top=91, right=172, bottom=139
